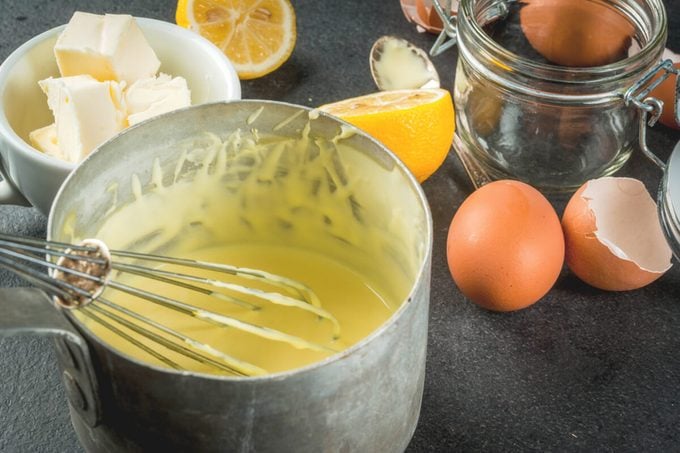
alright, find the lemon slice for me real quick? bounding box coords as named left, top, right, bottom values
left=320, top=89, right=455, bottom=182
left=176, top=0, right=296, bottom=79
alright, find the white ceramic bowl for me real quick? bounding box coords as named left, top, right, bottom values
left=0, top=17, right=241, bottom=215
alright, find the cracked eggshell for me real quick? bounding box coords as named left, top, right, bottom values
left=400, top=0, right=458, bottom=34
left=562, top=177, right=672, bottom=291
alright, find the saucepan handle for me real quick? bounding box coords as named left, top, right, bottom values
left=0, top=287, right=101, bottom=427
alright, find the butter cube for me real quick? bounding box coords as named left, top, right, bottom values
left=38, top=75, right=126, bottom=163
left=125, top=73, right=191, bottom=126
left=29, top=123, right=62, bottom=159
left=55, top=12, right=160, bottom=84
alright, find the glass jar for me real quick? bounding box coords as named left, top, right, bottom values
left=436, top=0, right=669, bottom=191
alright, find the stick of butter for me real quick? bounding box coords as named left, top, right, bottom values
left=29, top=124, right=61, bottom=159
left=125, top=74, right=191, bottom=126
left=38, top=75, right=126, bottom=163
left=54, top=12, right=161, bottom=84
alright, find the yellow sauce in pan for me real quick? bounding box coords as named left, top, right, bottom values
left=70, top=118, right=425, bottom=376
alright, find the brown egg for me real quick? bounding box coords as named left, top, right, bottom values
left=562, top=177, right=672, bottom=291
left=520, top=0, right=635, bottom=67
left=446, top=180, right=564, bottom=311
left=649, top=61, right=680, bottom=130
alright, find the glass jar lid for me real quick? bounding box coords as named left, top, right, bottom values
left=659, top=140, right=680, bottom=259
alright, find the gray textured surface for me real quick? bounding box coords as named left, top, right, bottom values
left=1, top=0, right=680, bottom=452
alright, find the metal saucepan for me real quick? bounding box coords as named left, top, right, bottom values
left=0, top=101, right=433, bottom=452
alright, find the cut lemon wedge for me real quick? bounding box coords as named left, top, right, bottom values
left=176, top=0, right=296, bottom=79
left=319, top=89, right=455, bottom=182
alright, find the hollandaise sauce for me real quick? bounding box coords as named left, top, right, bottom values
left=83, top=243, right=396, bottom=376
left=71, top=119, right=424, bottom=377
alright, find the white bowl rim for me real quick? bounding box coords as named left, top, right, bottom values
left=0, top=16, right=241, bottom=172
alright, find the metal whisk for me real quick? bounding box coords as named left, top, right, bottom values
left=0, top=233, right=340, bottom=377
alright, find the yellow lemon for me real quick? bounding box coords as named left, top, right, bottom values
left=319, top=89, right=455, bottom=182
left=176, top=0, right=296, bottom=79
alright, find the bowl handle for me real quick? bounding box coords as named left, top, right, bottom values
left=0, top=156, right=30, bottom=207
left=0, top=287, right=101, bottom=427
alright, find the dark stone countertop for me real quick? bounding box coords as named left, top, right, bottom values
left=1, top=0, right=680, bottom=451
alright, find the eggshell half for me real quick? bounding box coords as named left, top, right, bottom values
left=562, top=177, right=672, bottom=291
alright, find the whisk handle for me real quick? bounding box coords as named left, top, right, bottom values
left=0, top=287, right=101, bottom=427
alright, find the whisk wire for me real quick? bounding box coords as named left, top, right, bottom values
left=90, top=300, right=264, bottom=376
left=106, top=279, right=338, bottom=354
left=82, top=304, right=184, bottom=371
left=0, top=255, right=76, bottom=300
left=0, top=233, right=340, bottom=376
left=0, top=245, right=105, bottom=287
left=112, top=262, right=259, bottom=310
left=0, top=233, right=103, bottom=258
left=0, top=237, right=108, bottom=266
left=0, top=251, right=101, bottom=302
left=111, top=250, right=321, bottom=306
left=113, top=261, right=340, bottom=335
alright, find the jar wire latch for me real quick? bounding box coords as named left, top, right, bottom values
left=624, top=59, right=680, bottom=171
left=429, top=0, right=510, bottom=57
left=430, top=0, right=458, bottom=56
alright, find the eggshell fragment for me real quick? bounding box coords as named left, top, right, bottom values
left=400, top=0, right=458, bottom=34
left=519, top=0, right=634, bottom=67
left=416, top=0, right=444, bottom=31
left=446, top=180, right=564, bottom=312
left=562, top=177, right=672, bottom=291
